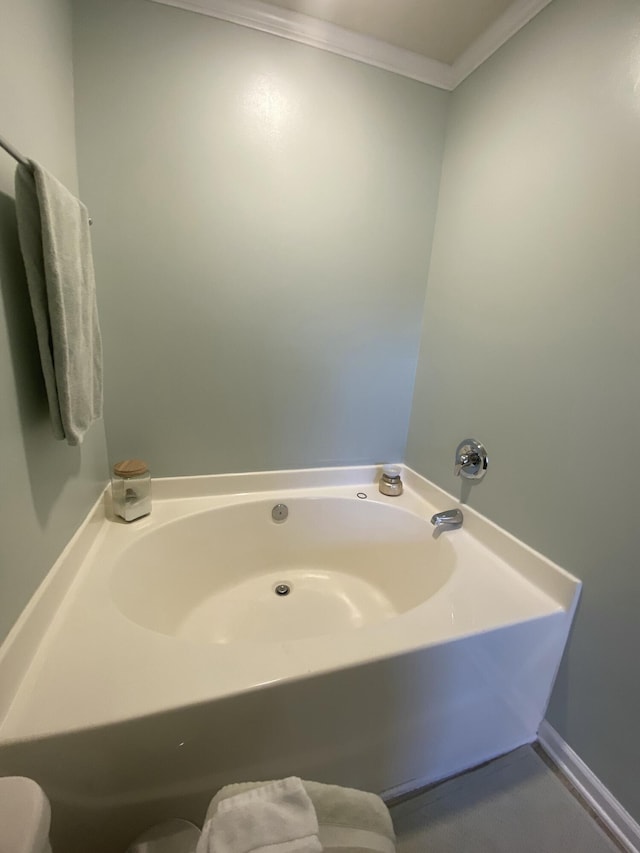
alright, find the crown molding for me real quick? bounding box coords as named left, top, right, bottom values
left=451, top=0, right=553, bottom=87
left=146, top=0, right=552, bottom=91
left=146, top=0, right=453, bottom=89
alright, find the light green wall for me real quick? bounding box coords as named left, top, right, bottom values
left=407, top=0, right=640, bottom=821
left=0, top=0, right=109, bottom=642
left=4, top=0, right=638, bottom=823
left=71, top=0, right=448, bottom=477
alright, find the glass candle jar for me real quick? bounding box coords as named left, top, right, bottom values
left=111, top=459, right=151, bottom=522
left=378, top=464, right=403, bottom=497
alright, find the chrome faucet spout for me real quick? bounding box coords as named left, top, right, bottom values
left=430, top=508, right=463, bottom=531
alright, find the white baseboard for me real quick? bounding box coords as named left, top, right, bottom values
left=538, top=721, right=640, bottom=853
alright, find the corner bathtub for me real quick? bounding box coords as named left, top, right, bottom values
left=0, top=466, right=580, bottom=853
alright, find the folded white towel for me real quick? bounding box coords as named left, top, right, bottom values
left=205, top=780, right=395, bottom=853
left=14, top=160, right=103, bottom=446
left=197, top=777, right=321, bottom=853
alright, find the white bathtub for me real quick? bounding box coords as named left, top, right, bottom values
left=0, top=466, right=580, bottom=853
left=111, top=497, right=458, bottom=645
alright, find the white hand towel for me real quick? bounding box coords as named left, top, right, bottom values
left=197, top=777, right=321, bottom=853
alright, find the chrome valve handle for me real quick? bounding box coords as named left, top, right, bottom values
left=454, top=440, right=488, bottom=480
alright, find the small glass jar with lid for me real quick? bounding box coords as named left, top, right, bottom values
left=378, top=464, right=403, bottom=497
left=111, top=459, right=151, bottom=522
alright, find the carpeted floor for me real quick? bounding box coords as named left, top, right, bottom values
left=390, top=746, right=621, bottom=853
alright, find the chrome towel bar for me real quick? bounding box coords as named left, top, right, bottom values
left=0, top=133, right=29, bottom=167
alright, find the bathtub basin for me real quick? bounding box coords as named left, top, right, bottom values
left=111, top=498, right=455, bottom=643
left=0, top=465, right=580, bottom=853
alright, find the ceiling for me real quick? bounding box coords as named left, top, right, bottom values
left=260, top=0, right=516, bottom=65
left=149, top=0, right=552, bottom=88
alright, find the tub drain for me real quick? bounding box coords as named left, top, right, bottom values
left=274, top=583, right=291, bottom=597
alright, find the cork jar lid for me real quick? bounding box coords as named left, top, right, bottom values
left=113, top=459, right=148, bottom=477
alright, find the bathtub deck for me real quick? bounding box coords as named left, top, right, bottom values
left=0, top=466, right=581, bottom=853
left=0, top=482, right=573, bottom=741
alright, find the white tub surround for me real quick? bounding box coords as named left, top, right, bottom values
left=0, top=465, right=580, bottom=853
